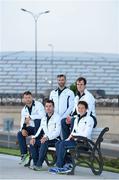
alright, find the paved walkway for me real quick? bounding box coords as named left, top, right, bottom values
left=0, top=154, right=119, bottom=180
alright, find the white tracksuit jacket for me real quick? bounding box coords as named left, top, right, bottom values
left=49, top=88, right=75, bottom=119
left=32, top=112, right=61, bottom=140
left=72, top=89, right=96, bottom=117
left=71, top=114, right=94, bottom=140
left=20, top=100, right=45, bottom=130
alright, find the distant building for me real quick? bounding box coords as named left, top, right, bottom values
left=0, top=51, right=119, bottom=95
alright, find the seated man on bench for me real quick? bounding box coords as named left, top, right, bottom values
left=49, top=100, right=94, bottom=174
left=29, top=99, right=61, bottom=171
left=17, top=91, right=45, bottom=165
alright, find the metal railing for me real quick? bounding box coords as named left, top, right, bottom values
left=0, top=93, right=44, bottom=105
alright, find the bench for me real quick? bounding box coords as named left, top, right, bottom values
left=46, top=127, right=109, bottom=175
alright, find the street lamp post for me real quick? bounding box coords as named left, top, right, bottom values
left=48, top=44, right=54, bottom=89
left=21, top=8, right=50, bottom=98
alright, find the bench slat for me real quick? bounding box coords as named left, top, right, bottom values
left=91, top=128, right=103, bottom=140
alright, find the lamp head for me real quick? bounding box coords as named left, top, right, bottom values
left=21, top=8, right=27, bottom=12
left=45, top=10, right=50, bottom=14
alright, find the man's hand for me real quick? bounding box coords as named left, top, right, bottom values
left=40, top=136, right=48, bottom=144
left=30, top=138, right=36, bottom=145
left=25, top=116, right=31, bottom=125
left=65, top=134, right=73, bottom=141
left=66, top=116, right=71, bottom=124
left=22, top=129, right=28, bottom=137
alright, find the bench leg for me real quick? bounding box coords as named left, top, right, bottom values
left=67, top=156, right=76, bottom=175
left=67, top=164, right=76, bottom=175
left=24, top=156, right=32, bottom=167
left=90, top=150, right=103, bottom=175
left=24, top=146, right=32, bottom=167
left=45, top=150, right=56, bottom=166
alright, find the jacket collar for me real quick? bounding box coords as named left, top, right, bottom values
left=77, top=89, right=87, bottom=99
left=77, top=112, right=87, bottom=121
left=25, top=100, right=35, bottom=109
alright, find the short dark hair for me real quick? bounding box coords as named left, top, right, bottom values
left=78, top=101, right=88, bottom=109
left=45, top=99, right=54, bottom=107
left=76, top=77, right=87, bottom=85
left=57, top=74, right=66, bottom=80
left=23, top=91, right=32, bottom=96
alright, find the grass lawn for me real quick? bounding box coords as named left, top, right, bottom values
left=0, top=147, right=20, bottom=156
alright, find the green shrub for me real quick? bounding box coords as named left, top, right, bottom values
left=70, top=83, right=77, bottom=95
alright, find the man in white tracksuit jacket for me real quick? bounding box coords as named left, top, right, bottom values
left=29, top=100, right=61, bottom=170
left=49, top=74, right=75, bottom=120
left=17, top=91, right=45, bottom=164
left=49, top=100, right=94, bottom=174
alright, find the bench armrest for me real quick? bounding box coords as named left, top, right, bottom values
left=73, top=127, right=109, bottom=151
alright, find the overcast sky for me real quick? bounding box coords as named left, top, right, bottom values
left=0, top=0, right=119, bottom=53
